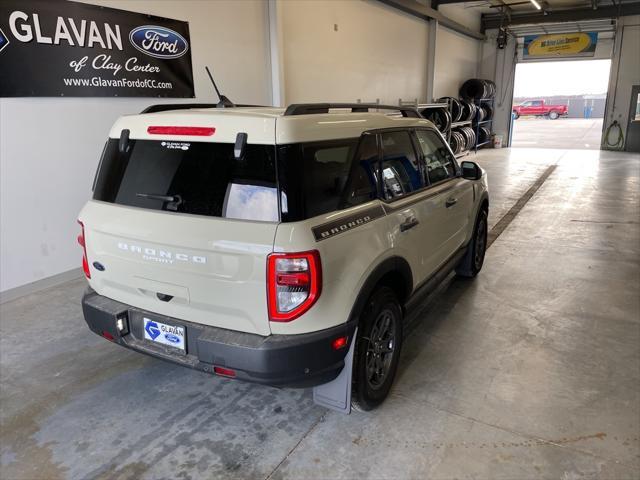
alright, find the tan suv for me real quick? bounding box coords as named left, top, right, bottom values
left=79, top=103, right=489, bottom=411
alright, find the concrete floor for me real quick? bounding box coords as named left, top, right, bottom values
left=1, top=147, right=639, bottom=479
left=512, top=118, right=604, bottom=150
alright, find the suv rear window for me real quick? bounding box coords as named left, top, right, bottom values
left=93, top=139, right=278, bottom=221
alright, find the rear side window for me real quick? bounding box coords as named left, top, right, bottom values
left=415, top=129, right=456, bottom=185
left=380, top=131, right=423, bottom=200
left=93, top=139, right=278, bottom=221
left=278, top=138, right=362, bottom=221
left=342, top=134, right=379, bottom=208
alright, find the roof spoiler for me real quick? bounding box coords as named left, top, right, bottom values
left=140, top=103, right=265, bottom=114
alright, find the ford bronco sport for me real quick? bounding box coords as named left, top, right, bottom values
left=79, top=102, right=489, bottom=411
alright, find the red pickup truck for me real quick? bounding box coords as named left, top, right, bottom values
left=512, top=100, right=568, bottom=120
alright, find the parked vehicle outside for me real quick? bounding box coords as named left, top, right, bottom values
left=512, top=99, right=568, bottom=119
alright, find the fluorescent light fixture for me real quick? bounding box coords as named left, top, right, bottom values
left=529, top=0, right=542, bottom=9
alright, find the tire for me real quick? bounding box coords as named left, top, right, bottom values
left=352, top=287, right=403, bottom=411
left=456, top=208, right=488, bottom=278
left=512, top=111, right=519, bottom=120
left=549, top=111, right=559, bottom=120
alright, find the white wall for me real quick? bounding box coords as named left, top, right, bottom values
left=432, top=3, right=482, bottom=99
left=604, top=15, right=640, bottom=147
left=0, top=0, right=272, bottom=295
left=278, top=0, right=430, bottom=104
left=433, top=26, right=480, bottom=99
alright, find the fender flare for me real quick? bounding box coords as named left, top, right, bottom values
left=347, top=256, right=413, bottom=325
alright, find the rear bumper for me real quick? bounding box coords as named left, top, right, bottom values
left=81, top=289, right=356, bottom=388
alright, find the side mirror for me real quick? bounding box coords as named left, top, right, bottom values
left=234, top=132, right=248, bottom=160
left=461, top=161, right=482, bottom=180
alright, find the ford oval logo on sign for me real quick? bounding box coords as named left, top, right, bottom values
left=129, top=25, right=189, bottom=59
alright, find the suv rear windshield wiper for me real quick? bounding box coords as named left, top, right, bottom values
left=136, top=193, right=179, bottom=202
left=136, top=193, right=183, bottom=211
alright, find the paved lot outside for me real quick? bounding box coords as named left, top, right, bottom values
left=512, top=117, right=604, bottom=150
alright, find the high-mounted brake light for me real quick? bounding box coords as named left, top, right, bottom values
left=77, top=220, right=91, bottom=279
left=147, top=126, right=215, bottom=136
left=267, top=251, right=322, bottom=322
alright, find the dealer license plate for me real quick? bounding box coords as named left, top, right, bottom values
left=143, top=317, right=186, bottom=352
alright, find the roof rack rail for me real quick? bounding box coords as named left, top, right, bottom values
left=140, top=103, right=264, bottom=114
left=283, top=103, right=422, bottom=118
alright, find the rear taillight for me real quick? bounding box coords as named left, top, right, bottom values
left=77, top=220, right=91, bottom=279
left=267, top=251, right=322, bottom=322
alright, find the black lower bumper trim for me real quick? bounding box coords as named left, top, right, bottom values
left=81, top=289, right=356, bottom=388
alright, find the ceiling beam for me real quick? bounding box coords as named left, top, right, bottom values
left=482, top=2, right=640, bottom=31
left=377, top=0, right=485, bottom=40
left=431, top=0, right=473, bottom=6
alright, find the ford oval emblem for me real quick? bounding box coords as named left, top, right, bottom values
left=129, top=26, right=189, bottom=59
left=92, top=261, right=105, bottom=272
left=164, top=333, right=180, bottom=344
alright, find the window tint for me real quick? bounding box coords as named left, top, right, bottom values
left=380, top=131, right=422, bottom=200
left=342, top=134, right=379, bottom=208
left=277, top=139, right=359, bottom=221
left=93, top=139, right=278, bottom=221
left=532, top=100, right=543, bottom=106
left=415, top=129, right=456, bottom=184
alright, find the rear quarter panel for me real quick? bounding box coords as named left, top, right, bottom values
left=270, top=201, right=395, bottom=335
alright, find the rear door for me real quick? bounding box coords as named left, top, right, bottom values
left=81, top=136, right=279, bottom=336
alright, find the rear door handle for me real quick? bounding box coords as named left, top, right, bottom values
left=445, top=197, right=458, bottom=208
left=400, top=217, right=419, bottom=232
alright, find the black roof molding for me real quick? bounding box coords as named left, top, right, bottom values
left=283, top=103, right=422, bottom=118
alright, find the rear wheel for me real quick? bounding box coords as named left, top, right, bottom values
left=352, top=287, right=403, bottom=411
left=456, top=208, right=488, bottom=278
left=549, top=111, right=559, bottom=120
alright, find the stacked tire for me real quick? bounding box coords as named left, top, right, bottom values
left=459, top=79, right=496, bottom=101
left=449, top=126, right=477, bottom=155
left=436, top=97, right=463, bottom=122
left=420, top=106, right=451, bottom=135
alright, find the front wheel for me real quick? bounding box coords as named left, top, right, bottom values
left=512, top=111, right=519, bottom=120
left=456, top=208, right=488, bottom=278
left=352, top=287, right=403, bottom=411
left=549, top=111, right=559, bottom=120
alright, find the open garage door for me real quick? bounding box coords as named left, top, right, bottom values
left=509, top=20, right=615, bottom=149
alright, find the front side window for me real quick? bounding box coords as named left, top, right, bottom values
left=380, top=131, right=423, bottom=200
left=415, top=129, right=456, bottom=185
left=93, top=139, right=278, bottom=221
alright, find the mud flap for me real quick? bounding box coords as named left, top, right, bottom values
left=312, top=327, right=357, bottom=414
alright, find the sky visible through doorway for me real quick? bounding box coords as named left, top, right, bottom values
left=514, top=59, right=611, bottom=97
